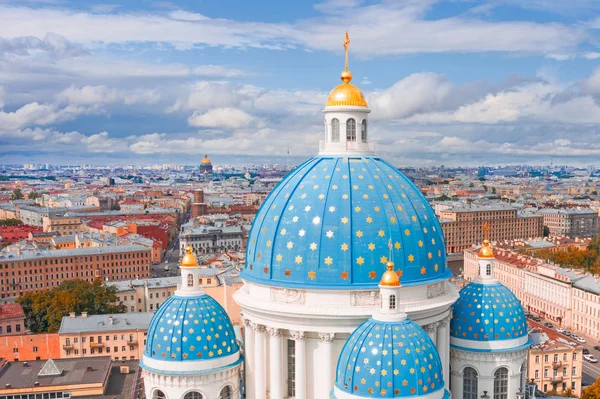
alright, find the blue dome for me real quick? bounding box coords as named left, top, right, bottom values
left=450, top=282, right=528, bottom=343
left=335, top=318, right=445, bottom=398
left=242, top=156, right=450, bottom=289
left=144, top=293, right=239, bottom=362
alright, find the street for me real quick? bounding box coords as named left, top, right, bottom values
left=151, top=237, right=181, bottom=278
left=529, top=319, right=600, bottom=386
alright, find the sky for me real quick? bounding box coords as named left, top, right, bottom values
left=1, top=0, right=600, bottom=167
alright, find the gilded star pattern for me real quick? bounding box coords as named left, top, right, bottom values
left=335, top=318, right=444, bottom=398
left=244, top=156, right=447, bottom=286
left=146, top=295, right=238, bottom=362
left=451, top=282, right=528, bottom=342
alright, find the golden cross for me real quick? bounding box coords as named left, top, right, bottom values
left=343, top=30, right=350, bottom=71
left=483, top=222, right=489, bottom=239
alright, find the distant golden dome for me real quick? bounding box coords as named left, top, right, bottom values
left=478, top=239, right=494, bottom=259
left=200, top=154, right=211, bottom=165
left=325, top=70, right=368, bottom=107
left=380, top=261, right=401, bottom=287
left=180, top=245, right=199, bottom=267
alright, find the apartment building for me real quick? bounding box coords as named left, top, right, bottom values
left=538, top=208, right=598, bottom=237
left=528, top=325, right=583, bottom=397
left=42, top=215, right=82, bottom=235
left=58, top=312, right=151, bottom=361
left=179, top=223, right=243, bottom=256
left=0, top=303, right=26, bottom=336
left=440, top=205, right=543, bottom=253
left=464, top=247, right=600, bottom=340
left=0, top=245, right=152, bottom=297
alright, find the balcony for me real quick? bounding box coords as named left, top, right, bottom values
left=551, top=375, right=563, bottom=383
left=127, top=340, right=139, bottom=346
left=552, top=361, right=562, bottom=369
left=90, top=342, right=104, bottom=348
left=62, top=344, right=74, bottom=350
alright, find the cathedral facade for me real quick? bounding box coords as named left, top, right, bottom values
left=140, top=33, right=530, bottom=399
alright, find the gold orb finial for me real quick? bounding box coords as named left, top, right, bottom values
left=180, top=245, right=199, bottom=267
left=341, top=69, right=352, bottom=83
left=478, top=239, right=494, bottom=259
left=380, top=261, right=401, bottom=287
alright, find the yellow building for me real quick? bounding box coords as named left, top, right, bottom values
left=42, top=215, right=82, bottom=235
left=528, top=325, right=583, bottom=397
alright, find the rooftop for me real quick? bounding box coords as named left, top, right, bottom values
left=0, top=303, right=25, bottom=320
left=538, top=208, right=598, bottom=215
left=58, top=312, right=153, bottom=334
left=0, top=244, right=150, bottom=261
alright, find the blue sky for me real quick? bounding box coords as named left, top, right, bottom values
left=1, top=0, right=600, bottom=166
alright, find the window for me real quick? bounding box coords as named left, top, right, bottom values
left=331, top=118, right=340, bottom=142
left=535, top=356, right=540, bottom=364
left=486, top=263, right=492, bottom=276
left=16, top=324, right=20, bottom=332
left=219, top=386, right=232, bottom=399
left=545, top=354, right=549, bottom=362
left=6, top=325, right=11, bottom=333
left=287, top=339, right=296, bottom=397
left=572, top=366, right=577, bottom=376
left=535, top=370, right=539, bottom=379
left=389, top=294, right=396, bottom=310
left=12, top=347, right=18, bottom=354
left=346, top=118, right=356, bottom=142
left=183, top=392, right=203, bottom=399
left=361, top=120, right=367, bottom=142
left=463, top=367, right=478, bottom=399
left=152, top=390, right=167, bottom=399
left=187, top=274, right=194, bottom=287
left=554, top=354, right=558, bottom=362
left=493, top=367, right=508, bottom=399
left=33, top=346, right=38, bottom=353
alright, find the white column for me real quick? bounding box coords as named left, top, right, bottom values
left=243, top=318, right=255, bottom=399
left=254, top=323, right=267, bottom=399
left=425, top=323, right=437, bottom=344
left=267, top=327, right=283, bottom=399
left=291, top=330, right=306, bottom=399
left=437, top=316, right=451, bottom=386
left=319, top=333, right=335, bottom=394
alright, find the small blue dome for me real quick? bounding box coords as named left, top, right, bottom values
left=450, top=282, right=528, bottom=343
left=242, top=156, right=450, bottom=289
left=144, top=294, right=239, bottom=362
left=335, top=318, right=445, bottom=398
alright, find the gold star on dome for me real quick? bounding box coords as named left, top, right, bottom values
left=300, top=193, right=307, bottom=199
left=357, top=257, right=365, bottom=265
left=304, top=206, right=311, bottom=212
left=366, top=217, right=373, bottom=223
left=383, top=194, right=389, bottom=199
left=343, top=175, right=348, bottom=179
left=326, top=230, right=334, bottom=238
left=356, top=230, right=363, bottom=238
left=276, top=254, right=282, bottom=262
left=404, top=229, right=411, bottom=236
left=299, top=229, right=306, bottom=237
left=342, top=194, right=348, bottom=199
left=285, top=269, right=291, bottom=277
left=341, top=271, right=349, bottom=280
left=420, top=266, right=426, bottom=275
left=332, top=185, right=338, bottom=190
left=329, top=206, right=336, bottom=212
left=313, top=185, right=319, bottom=190
left=361, top=378, right=366, bottom=384
left=397, top=205, right=403, bottom=211
left=380, top=256, right=388, bottom=264
left=374, top=206, right=380, bottom=212
left=412, top=215, right=417, bottom=222
left=423, top=227, right=428, bottom=234
left=408, top=254, right=415, bottom=262
left=368, top=243, right=375, bottom=251
left=295, top=255, right=303, bottom=264
left=325, top=256, right=333, bottom=266
left=390, top=217, right=397, bottom=223
left=369, top=271, right=377, bottom=279
left=287, top=241, right=294, bottom=249
left=292, top=216, right=299, bottom=223
left=418, top=240, right=424, bottom=247
left=341, top=217, right=349, bottom=224
left=266, top=240, right=272, bottom=247
left=310, top=242, right=318, bottom=251
left=381, top=369, right=388, bottom=376
left=434, top=263, right=439, bottom=271
left=355, top=206, right=361, bottom=212
left=362, top=194, right=369, bottom=199
left=273, top=215, right=278, bottom=221
left=431, top=238, right=436, bottom=245
left=353, top=185, right=358, bottom=190
left=378, top=230, right=385, bottom=237
left=394, top=242, right=401, bottom=249
left=368, top=185, right=374, bottom=190
left=318, top=194, right=325, bottom=199
left=308, top=271, right=316, bottom=279
left=341, top=243, right=348, bottom=251
left=428, top=252, right=433, bottom=259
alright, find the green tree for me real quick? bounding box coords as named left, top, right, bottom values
left=491, top=187, right=496, bottom=194
left=28, top=191, right=40, bottom=200
left=469, top=182, right=474, bottom=187
left=10, top=188, right=23, bottom=200
left=0, top=219, right=23, bottom=226
left=543, top=225, right=551, bottom=237
left=482, top=185, right=488, bottom=192
left=17, top=279, right=126, bottom=333
left=582, top=377, right=600, bottom=399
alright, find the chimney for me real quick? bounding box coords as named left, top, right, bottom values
left=81, top=312, right=87, bottom=318
left=86, top=366, right=93, bottom=372
left=108, top=316, right=113, bottom=325
left=5, top=384, right=10, bottom=389
left=69, top=312, right=75, bottom=318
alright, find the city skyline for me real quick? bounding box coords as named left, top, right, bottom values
left=2, top=0, right=600, bottom=166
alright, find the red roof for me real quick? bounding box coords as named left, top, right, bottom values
left=0, top=303, right=25, bottom=320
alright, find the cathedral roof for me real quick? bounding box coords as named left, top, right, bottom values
left=335, top=318, right=446, bottom=398
left=144, top=294, right=239, bottom=363
left=450, top=281, right=529, bottom=347
left=242, top=156, right=450, bottom=289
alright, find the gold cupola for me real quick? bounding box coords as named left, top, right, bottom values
left=180, top=245, right=199, bottom=267
left=325, top=31, right=368, bottom=108
left=478, top=222, right=494, bottom=259
left=200, top=154, right=211, bottom=165
left=380, top=261, right=401, bottom=287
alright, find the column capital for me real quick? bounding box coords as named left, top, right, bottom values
left=423, top=324, right=437, bottom=334
left=251, top=322, right=266, bottom=333
left=290, top=330, right=306, bottom=341
left=319, top=332, right=335, bottom=343
left=266, top=327, right=283, bottom=337
left=242, top=317, right=252, bottom=327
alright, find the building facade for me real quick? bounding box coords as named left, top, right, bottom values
left=0, top=303, right=26, bottom=336
left=179, top=224, right=243, bottom=256
left=439, top=205, right=544, bottom=253
left=538, top=208, right=599, bottom=237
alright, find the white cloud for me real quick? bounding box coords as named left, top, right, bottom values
left=56, top=85, right=160, bottom=105
left=0, top=86, right=5, bottom=109
left=188, top=108, right=259, bottom=129
left=0, top=102, right=98, bottom=130
left=90, top=4, right=121, bottom=13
